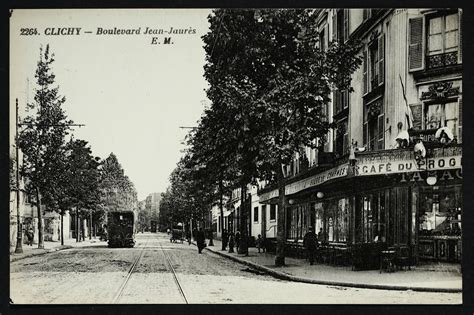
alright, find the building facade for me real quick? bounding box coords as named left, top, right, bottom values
left=258, top=8, right=462, bottom=265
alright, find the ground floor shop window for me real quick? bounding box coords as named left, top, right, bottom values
left=358, top=191, right=386, bottom=243
left=313, top=202, right=324, bottom=239
left=325, top=198, right=349, bottom=243
left=419, top=185, right=461, bottom=236
left=287, top=204, right=310, bottom=240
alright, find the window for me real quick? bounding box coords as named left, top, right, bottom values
left=332, top=9, right=349, bottom=43
left=253, top=206, right=259, bottom=223
left=325, top=198, right=350, bottom=243
left=364, top=35, right=385, bottom=93
left=318, top=22, right=328, bottom=51
left=334, top=89, right=349, bottom=114
left=363, top=98, right=384, bottom=151
left=336, top=198, right=349, bottom=242
left=334, top=119, right=348, bottom=156
left=424, top=100, right=459, bottom=140
left=270, top=204, right=276, bottom=221
left=409, top=10, right=462, bottom=72
left=287, top=204, right=311, bottom=240
left=313, top=202, right=324, bottom=238
left=360, top=192, right=386, bottom=243
left=419, top=186, right=461, bottom=236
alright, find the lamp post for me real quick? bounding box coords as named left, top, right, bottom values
left=14, top=99, right=23, bottom=254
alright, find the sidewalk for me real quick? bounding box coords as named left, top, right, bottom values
left=202, top=239, right=462, bottom=293
left=10, top=237, right=105, bottom=263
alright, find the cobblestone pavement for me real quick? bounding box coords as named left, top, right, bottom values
left=10, top=233, right=462, bottom=304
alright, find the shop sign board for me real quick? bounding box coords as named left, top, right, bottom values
left=258, top=147, right=462, bottom=202
left=355, top=154, right=462, bottom=176
left=285, top=164, right=348, bottom=195
left=259, top=188, right=279, bottom=203
left=259, top=163, right=348, bottom=202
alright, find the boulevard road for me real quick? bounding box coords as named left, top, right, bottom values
left=10, top=233, right=461, bottom=304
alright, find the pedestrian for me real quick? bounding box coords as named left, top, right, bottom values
left=228, top=232, right=235, bottom=253
left=186, top=229, right=191, bottom=245
left=167, top=228, right=171, bottom=235
left=235, top=230, right=241, bottom=252
left=196, top=227, right=206, bottom=254
left=26, top=224, right=34, bottom=246
left=102, top=224, right=108, bottom=241
left=222, top=229, right=228, bottom=251
left=256, top=234, right=265, bottom=253
left=303, top=226, right=318, bottom=265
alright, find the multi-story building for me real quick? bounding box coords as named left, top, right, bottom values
left=225, top=184, right=278, bottom=241
left=258, top=8, right=462, bottom=266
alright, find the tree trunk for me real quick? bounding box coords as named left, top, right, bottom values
left=275, top=166, right=286, bottom=266
left=238, top=184, right=248, bottom=255
left=60, top=210, right=64, bottom=246
left=36, top=187, right=44, bottom=249
left=81, top=218, right=85, bottom=241
left=89, top=212, right=92, bottom=240
left=219, top=180, right=225, bottom=250
left=76, top=209, right=79, bottom=242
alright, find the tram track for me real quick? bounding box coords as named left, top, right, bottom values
left=159, top=241, right=189, bottom=304
left=112, top=239, right=148, bottom=303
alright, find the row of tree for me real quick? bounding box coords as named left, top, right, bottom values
left=15, top=44, right=137, bottom=248
left=160, top=9, right=363, bottom=265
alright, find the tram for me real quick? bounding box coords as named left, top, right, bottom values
left=107, top=211, right=136, bottom=248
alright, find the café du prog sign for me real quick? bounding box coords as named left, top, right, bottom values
left=355, top=146, right=462, bottom=176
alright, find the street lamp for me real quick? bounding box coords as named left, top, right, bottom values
left=14, top=99, right=23, bottom=254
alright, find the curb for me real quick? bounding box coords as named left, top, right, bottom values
left=198, top=242, right=462, bottom=293
left=10, top=245, right=74, bottom=263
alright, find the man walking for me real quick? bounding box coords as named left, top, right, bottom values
left=303, top=226, right=318, bottom=265
left=235, top=230, right=241, bottom=253
left=222, top=229, right=228, bottom=251
left=228, top=232, right=235, bottom=253
left=196, top=227, right=206, bottom=254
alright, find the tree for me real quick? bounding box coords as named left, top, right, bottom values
left=18, top=44, right=73, bottom=249
left=60, top=139, right=101, bottom=243
left=99, top=153, right=138, bottom=221
left=201, top=9, right=362, bottom=265
left=187, top=108, right=240, bottom=250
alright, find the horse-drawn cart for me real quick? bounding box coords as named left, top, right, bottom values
left=170, top=223, right=184, bottom=243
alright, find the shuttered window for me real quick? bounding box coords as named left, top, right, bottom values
left=367, top=35, right=385, bottom=91
left=343, top=9, right=350, bottom=42
left=377, top=114, right=384, bottom=150
left=378, top=35, right=385, bottom=85
left=363, top=50, right=368, bottom=94
left=332, top=11, right=337, bottom=42
left=408, top=17, right=425, bottom=71
left=363, top=121, right=368, bottom=147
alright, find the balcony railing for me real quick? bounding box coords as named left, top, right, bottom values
left=426, top=52, right=458, bottom=70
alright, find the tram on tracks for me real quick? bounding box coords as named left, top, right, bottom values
left=107, top=211, right=136, bottom=248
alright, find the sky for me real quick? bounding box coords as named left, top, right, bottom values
left=10, top=9, right=213, bottom=200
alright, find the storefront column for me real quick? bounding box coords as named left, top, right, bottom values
left=350, top=195, right=356, bottom=245
left=411, top=186, right=419, bottom=264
